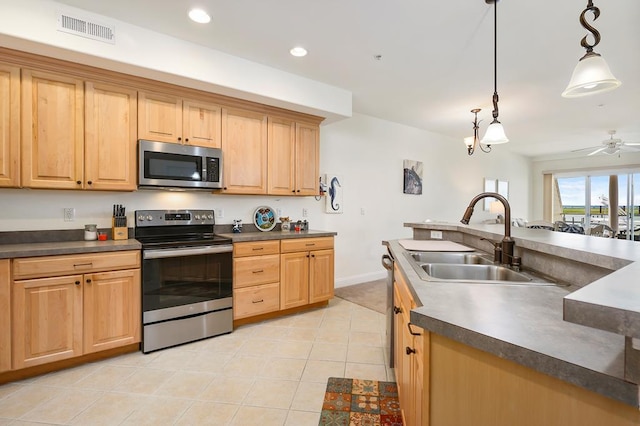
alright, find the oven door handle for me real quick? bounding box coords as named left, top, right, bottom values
left=143, top=245, right=233, bottom=259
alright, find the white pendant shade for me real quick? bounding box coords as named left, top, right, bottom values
left=562, top=52, right=621, bottom=98
left=463, top=137, right=474, bottom=148
left=481, top=121, right=508, bottom=145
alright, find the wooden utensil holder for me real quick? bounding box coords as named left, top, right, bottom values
left=112, top=218, right=128, bottom=240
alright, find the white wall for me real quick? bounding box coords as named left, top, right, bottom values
left=0, top=113, right=532, bottom=287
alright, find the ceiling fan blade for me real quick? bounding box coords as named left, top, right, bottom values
left=624, top=142, right=640, bottom=146
left=587, top=147, right=607, bottom=156
left=571, top=146, right=600, bottom=153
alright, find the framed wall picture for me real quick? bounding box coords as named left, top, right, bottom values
left=403, top=160, right=423, bottom=195
left=325, top=173, right=343, bottom=213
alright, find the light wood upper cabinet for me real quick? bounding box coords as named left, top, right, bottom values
left=267, top=117, right=296, bottom=195
left=0, top=63, right=20, bottom=188
left=0, top=259, right=10, bottom=373
left=268, top=118, right=319, bottom=196
left=83, top=269, right=141, bottom=354
left=295, top=122, right=320, bottom=195
left=85, top=81, right=137, bottom=191
left=21, top=69, right=84, bottom=189
left=138, top=91, right=221, bottom=148
left=220, top=107, right=268, bottom=194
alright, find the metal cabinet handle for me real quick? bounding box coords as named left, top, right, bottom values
left=252, top=270, right=264, bottom=274
left=86, top=278, right=92, bottom=284
left=407, top=322, right=421, bottom=336
left=406, top=346, right=416, bottom=355
left=393, top=306, right=402, bottom=314
left=75, top=280, right=80, bottom=286
left=252, top=299, right=264, bottom=304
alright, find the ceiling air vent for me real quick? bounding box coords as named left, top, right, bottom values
left=57, top=12, right=115, bottom=44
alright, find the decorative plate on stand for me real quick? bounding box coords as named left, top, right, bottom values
left=254, top=206, right=276, bottom=231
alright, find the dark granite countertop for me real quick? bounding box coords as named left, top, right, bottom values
left=0, top=239, right=141, bottom=259
left=218, top=229, right=337, bottom=242
left=388, top=231, right=640, bottom=408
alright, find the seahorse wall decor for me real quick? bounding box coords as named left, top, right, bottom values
left=325, top=174, right=343, bottom=214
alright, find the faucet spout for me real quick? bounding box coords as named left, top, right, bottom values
left=460, top=192, right=517, bottom=266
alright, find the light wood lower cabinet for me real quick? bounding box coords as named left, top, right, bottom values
left=393, top=264, right=425, bottom=426
left=233, top=240, right=280, bottom=320
left=0, top=259, right=11, bottom=372
left=11, top=251, right=140, bottom=370
left=233, top=237, right=334, bottom=321
left=280, top=237, right=334, bottom=310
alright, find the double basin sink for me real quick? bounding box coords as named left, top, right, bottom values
left=405, top=251, right=556, bottom=285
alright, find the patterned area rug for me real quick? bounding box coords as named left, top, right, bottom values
left=319, top=377, right=403, bottom=426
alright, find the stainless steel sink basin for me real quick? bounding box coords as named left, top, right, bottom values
left=421, top=263, right=531, bottom=282
left=409, top=252, right=493, bottom=265
left=404, top=250, right=559, bottom=285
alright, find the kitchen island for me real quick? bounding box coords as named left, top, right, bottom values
left=389, top=222, right=640, bottom=425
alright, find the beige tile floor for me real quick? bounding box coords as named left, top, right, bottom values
left=0, top=297, right=392, bottom=425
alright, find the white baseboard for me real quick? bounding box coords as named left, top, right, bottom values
left=334, top=270, right=386, bottom=289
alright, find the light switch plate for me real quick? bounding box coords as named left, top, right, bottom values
left=430, top=230, right=443, bottom=239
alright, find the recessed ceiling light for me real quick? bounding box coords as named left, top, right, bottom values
left=290, top=47, right=308, bottom=57
left=188, top=8, right=211, bottom=24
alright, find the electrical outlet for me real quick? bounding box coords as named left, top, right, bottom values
left=431, top=230, right=443, bottom=239
left=216, top=209, right=224, bottom=218
left=64, top=208, right=75, bottom=222
left=276, top=208, right=282, bottom=217
left=302, top=208, right=308, bottom=217
left=360, top=208, right=366, bottom=215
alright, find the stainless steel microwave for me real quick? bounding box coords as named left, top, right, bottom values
left=138, top=140, right=223, bottom=190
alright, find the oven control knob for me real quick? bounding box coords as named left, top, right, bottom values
left=138, top=215, right=145, bottom=221
left=207, top=214, right=214, bottom=220
left=146, top=215, right=153, bottom=221
left=195, top=214, right=201, bottom=220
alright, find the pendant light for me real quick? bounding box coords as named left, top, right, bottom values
left=562, top=0, right=621, bottom=98
left=481, top=0, right=509, bottom=145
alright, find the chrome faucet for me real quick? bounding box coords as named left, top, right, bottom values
left=460, top=192, right=520, bottom=268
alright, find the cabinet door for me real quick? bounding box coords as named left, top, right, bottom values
left=0, top=63, right=20, bottom=188
left=138, top=91, right=182, bottom=143
left=83, top=269, right=141, bottom=354
left=85, top=82, right=137, bottom=191
left=267, top=116, right=296, bottom=195
left=0, top=259, right=10, bottom=372
left=12, top=275, right=83, bottom=369
left=183, top=99, right=222, bottom=148
left=295, top=122, right=320, bottom=196
left=309, top=249, right=334, bottom=303
left=21, top=70, right=84, bottom=189
left=220, top=107, right=267, bottom=194
left=280, top=251, right=309, bottom=309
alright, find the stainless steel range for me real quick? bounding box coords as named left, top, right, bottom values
left=135, top=209, right=233, bottom=353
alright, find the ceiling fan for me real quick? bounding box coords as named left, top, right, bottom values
left=572, top=131, right=640, bottom=156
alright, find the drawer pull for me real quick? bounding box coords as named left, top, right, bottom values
left=252, top=247, right=264, bottom=251
left=393, top=306, right=402, bottom=314
left=252, top=299, right=264, bottom=304
left=305, top=243, right=315, bottom=246
left=406, top=346, right=416, bottom=355
left=407, top=322, right=421, bottom=336
left=252, top=270, right=264, bottom=274
left=74, top=263, right=93, bottom=268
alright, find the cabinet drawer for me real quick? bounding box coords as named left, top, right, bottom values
left=234, top=240, right=280, bottom=257
left=280, top=237, right=333, bottom=253
left=13, top=250, right=141, bottom=279
left=234, top=254, right=280, bottom=288
left=234, top=282, right=280, bottom=319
